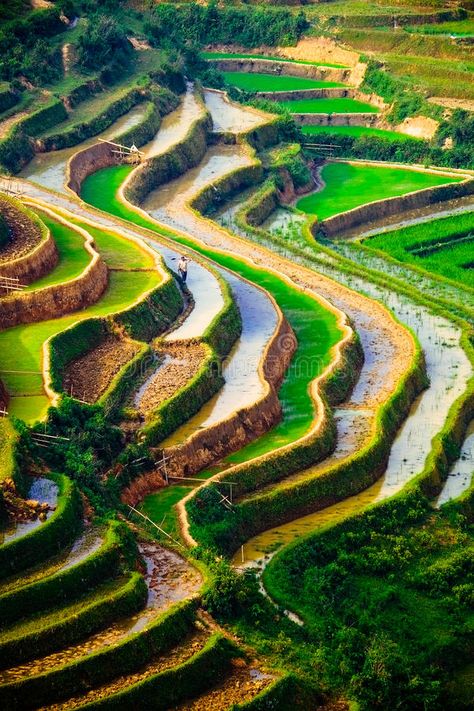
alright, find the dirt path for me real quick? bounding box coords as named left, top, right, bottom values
left=0, top=112, right=29, bottom=140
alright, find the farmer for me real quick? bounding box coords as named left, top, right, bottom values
left=178, top=255, right=190, bottom=282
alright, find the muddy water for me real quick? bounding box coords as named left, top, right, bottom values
left=204, top=89, right=271, bottom=133
left=19, top=103, right=149, bottom=194
left=0, top=542, right=202, bottom=682
left=142, top=143, right=251, bottom=223
left=148, top=242, right=225, bottom=342
left=0, top=477, right=59, bottom=545
left=141, top=84, right=203, bottom=158
left=234, top=259, right=472, bottom=568
left=160, top=268, right=277, bottom=447
left=262, top=207, right=307, bottom=234
left=334, top=241, right=474, bottom=319
left=436, top=420, right=474, bottom=506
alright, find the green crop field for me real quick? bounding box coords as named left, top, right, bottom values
left=0, top=214, right=160, bottom=423
left=406, top=20, right=474, bottom=37
left=296, top=162, right=461, bottom=220
left=23, top=211, right=92, bottom=292
left=280, top=97, right=380, bottom=114
left=301, top=125, right=419, bottom=142
left=202, top=51, right=348, bottom=68
left=82, top=165, right=343, bottom=462
left=365, top=211, right=474, bottom=289
left=223, top=71, right=345, bottom=92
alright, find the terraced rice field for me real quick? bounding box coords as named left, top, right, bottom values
left=280, top=97, right=380, bottom=113
left=223, top=72, right=344, bottom=92
left=301, top=124, right=420, bottom=141
left=362, top=210, right=474, bottom=289
left=202, top=51, right=348, bottom=68
left=0, top=30, right=473, bottom=710
left=296, top=161, right=461, bottom=220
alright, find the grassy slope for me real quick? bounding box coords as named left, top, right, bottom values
left=366, top=211, right=474, bottom=288
left=0, top=420, right=17, bottom=483
left=223, top=72, right=345, bottom=92
left=280, top=97, right=380, bottom=114
left=301, top=124, right=420, bottom=142
left=296, top=162, right=460, bottom=220
left=82, top=164, right=342, bottom=469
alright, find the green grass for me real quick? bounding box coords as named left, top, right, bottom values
left=0, top=420, right=17, bottom=482
left=202, top=51, right=348, bottom=69
left=223, top=71, right=345, bottom=92
left=365, top=211, right=474, bottom=289
left=23, top=211, right=92, bottom=292
left=280, top=97, right=379, bottom=114
left=66, top=220, right=154, bottom=270
left=0, top=215, right=160, bottom=424
left=140, top=486, right=193, bottom=539
left=81, top=165, right=343, bottom=467
left=296, top=162, right=460, bottom=220
left=301, top=124, right=419, bottom=142
left=405, top=19, right=474, bottom=37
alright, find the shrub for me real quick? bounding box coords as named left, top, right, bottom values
left=77, top=15, right=133, bottom=72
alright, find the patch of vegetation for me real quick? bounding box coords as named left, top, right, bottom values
left=265, top=504, right=474, bottom=710
left=365, top=211, right=474, bottom=289
left=144, top=2, right=309, bottom=50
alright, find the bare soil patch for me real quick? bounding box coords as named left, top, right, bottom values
left=0, top=197, right=42, bottom=264
left=136, top=342, right=207, bottom=414
left=63, top=334, right=142, bottom=403
left=0, top=111, right=29, bottom=140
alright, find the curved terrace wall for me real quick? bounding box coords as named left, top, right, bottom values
left=66, top=91, right=180, bottom=196
left=0, top=208, right=108, bottom=330
left=0, top=200, right=58, bottom=285
left=318, top=161, right=474, bottom=238
left=210, top=58, right=351, bottom=84
left=122, top=93, right=212, bottom=206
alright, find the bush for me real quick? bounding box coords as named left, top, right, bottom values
left=145, top=2, right=308, bottom=50
left=77, top=15, right=133, bottom=72
left=0, top=213, right=10, bottom=248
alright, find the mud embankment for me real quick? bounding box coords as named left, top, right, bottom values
left=121, top=316, right=296, bottom=506
left=0, top=210, right=108, bottom=329
left=294, top=112, right=380, bottom=127
left=0, top=229, right=58, bottom=286
left=66, top=142, right=119, bottom=196
left=211, top=58, right=351, bottom=85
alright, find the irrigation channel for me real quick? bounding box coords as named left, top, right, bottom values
left=76, top=90, right=473, bottom=579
